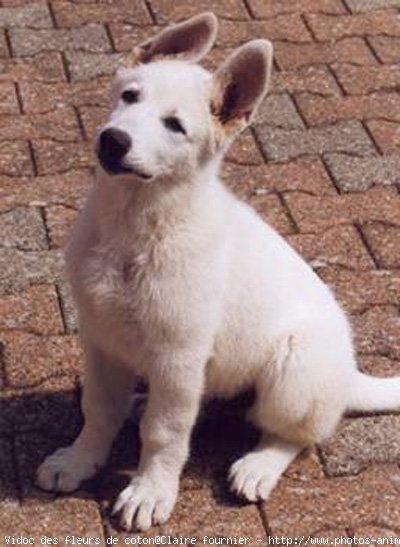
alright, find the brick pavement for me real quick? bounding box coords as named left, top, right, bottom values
left=0, top=0, right=400, bottom=543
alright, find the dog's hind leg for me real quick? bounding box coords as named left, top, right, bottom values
left=229, top=330, right=348, bottom=501
left=37, top=340, right=136, bottom=492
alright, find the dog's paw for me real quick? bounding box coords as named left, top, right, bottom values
left=36, top=445, right=102, bottom=493
left=229, top=453, right=276, bottom=502
left=112, top=475, right=178, bottom=531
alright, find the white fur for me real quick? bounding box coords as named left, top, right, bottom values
left=36, top=14, right=400, bottom=532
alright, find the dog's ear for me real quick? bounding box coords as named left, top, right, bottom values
left=211, top=40, right=273, bottom=129
left=126, top=12, right=218, bottom=65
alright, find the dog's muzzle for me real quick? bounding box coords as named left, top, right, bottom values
left=97, top=128, right=152, bottom=180
left=97, top=128, right=132, bottom=175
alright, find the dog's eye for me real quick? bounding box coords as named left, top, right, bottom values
left=121, top=89, right=139, bottom=104
left=164, top=116, right=186, bottom=135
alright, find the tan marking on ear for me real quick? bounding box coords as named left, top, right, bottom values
left=124, top=46, right=143, bottom=68
left=210, top=71, right=247, bottom=140
left=143, top=51, right=191, bottom=64
left=210, top=71, right=229, bottom=118
left=210, top=111, right=246, bottom=151
left=124, top=47, right=195, bottom=68
left=210, top=83, right=247, bottom=149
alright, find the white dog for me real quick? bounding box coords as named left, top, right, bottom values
left=37, top=13, right=400, bottom=532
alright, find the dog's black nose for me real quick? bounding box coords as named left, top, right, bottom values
left=97, top=128, right=131, bottom=174
left=100, top=128, right=131, bottom=157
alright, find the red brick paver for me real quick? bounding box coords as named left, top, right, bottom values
left=1, top=0, right=399, bottom=544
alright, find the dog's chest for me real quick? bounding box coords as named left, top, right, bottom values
left=70, top=236, right=144, bottom=343
left=83, top=243, right=149, bottom=304
left=70, top=231, right=184, bottom=365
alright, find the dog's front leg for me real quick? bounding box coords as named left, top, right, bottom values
left=37, top=340, right=137, bottom=492
left=113, top=347, right=206, bottom=531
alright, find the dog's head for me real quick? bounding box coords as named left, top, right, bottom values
left=97, top=13, right=273, bottom=183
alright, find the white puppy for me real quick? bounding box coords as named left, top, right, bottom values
left=37, top=13, right=400, bottom=532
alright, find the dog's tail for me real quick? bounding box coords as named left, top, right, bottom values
left=347, top=371, right=400, bottom=413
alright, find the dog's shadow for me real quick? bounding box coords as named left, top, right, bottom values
left=1, top=385, right=260, bottom=527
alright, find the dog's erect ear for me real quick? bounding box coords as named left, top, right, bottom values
left=211, top=40, right=273, bottom=128
left=127, top=12, right=218, bottom=65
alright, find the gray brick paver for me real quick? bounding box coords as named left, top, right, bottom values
left=10, top=24, right=111, bottom=57
left=255, top=120, right=375, bottom=162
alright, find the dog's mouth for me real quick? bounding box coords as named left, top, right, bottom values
left=98, top=155, right=153, bottom=181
